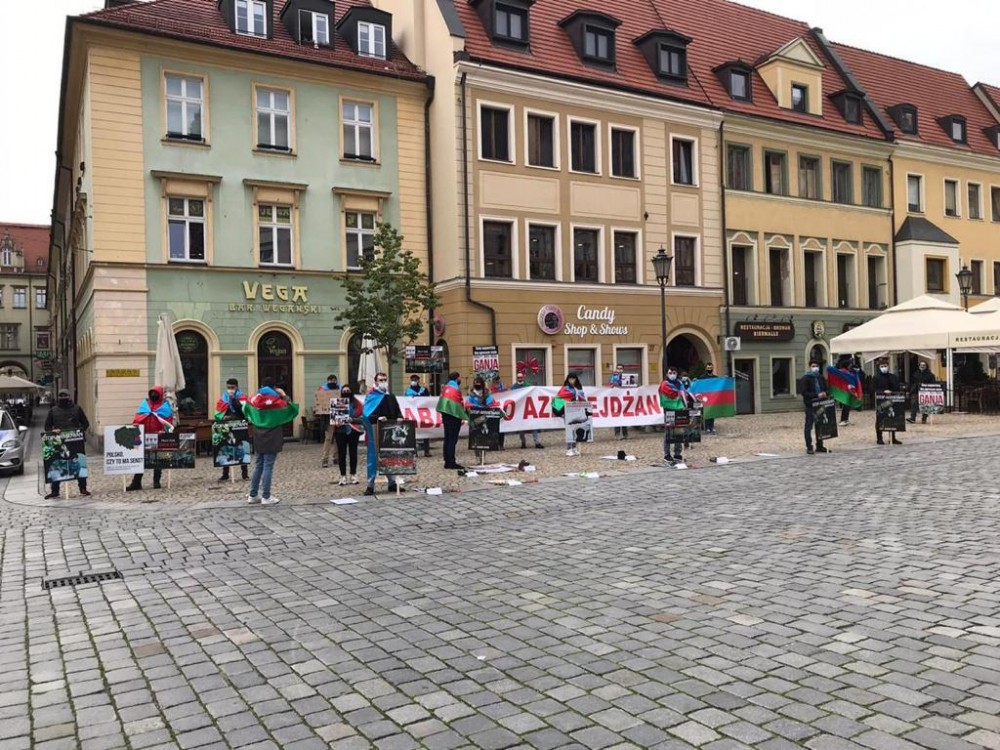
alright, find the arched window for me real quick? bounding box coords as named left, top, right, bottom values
left=176, top=330, right=209, bottom=417
left=257, top=330, right=293, bottom=397
left=347, top=334, right=364, bottom=392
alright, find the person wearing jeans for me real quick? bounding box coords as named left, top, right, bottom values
left=333, top=385, right=363, bottom=485
left=243, top=379, right=299, bottom=506
left=437, top=371, right=467, bottom=470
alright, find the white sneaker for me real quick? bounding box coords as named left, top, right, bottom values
left=839, top=421, right=849, bottom=426
left=566, top=449, right=575, bottom=456
left=247, top=495, right=260, bottom=505
left=262, top=496, right=281, bottom=505
left=338, top=476, right=348, bottom=486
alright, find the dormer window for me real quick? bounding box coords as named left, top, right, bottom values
left=636, top=30, right=693, bottom=86
left=939, top=115, right=966, bottom=143
left=358, top=21, right=386, bottom=58
left=986, top=125, right=1000, bottom=150
left=495, top=2, right=528, bottom=43
left=791, top=84, right=808, bottom=113
left=831, top=91, right=863, bottom=124
left=559, top=11, right=621, bottom=68
left=730, top=70, right=750, bottom=101
left=236, top=0, right=267, bottom=37
left=299, top=10, right=329, bottom=46
left=889, top=104, right=918, bottom=134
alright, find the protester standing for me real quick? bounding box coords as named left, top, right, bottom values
left=659, top=366, right=695, bottom=464
left=243, top=379, right=299, bottom=505
left=362, top=372, right=404, bottom=495
left=436, top=371, right=467, bottom=470
left=906, top=361, right=936, bottom=424
left=799, top=359, right=829, bottom=455
left=44, top=389, right=91, bottom=499
left=319, top=374, right=340, bottom=468
left=214, top=377, right=249, bottom=481
left=333, top=385, right=363, bottom=485
left=511, top=373, right=543, bottom=449
left=696, top=363, right=717, bottom=434
left=835, top=357, right=855, bottom=426
left=609, top=364, right=629, bottom=440
left=555, top=373, right=588, bottom=456
left=127, top=386, right=174, bottom=492
left=405, top=375, right=432, bottom=457
left=872, top=359, right=903, bottom=445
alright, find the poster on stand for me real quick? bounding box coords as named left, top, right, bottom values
left=468, top=406, right=503, bottom=451
left=472, top=346, right=500, bottom=386
left=42, top=430, right=87, bottom=483
left=810, top=398, right=839, bottom=441
left=663, top=408, right=703, bottom=443
left=876, top=393, right=907, bottom=432
left=212, top=420, right=251, bottom=467
left=376, top=419, right=417, bottom=476
left=103, top=425, right=145, bottom=475
left=405, top=345, right=445, bottom=373
left=563, top=401, right=593, bottom=444
left=144, top=433, right=197, bottom=470
left=918, top=384, right=945, bottom=415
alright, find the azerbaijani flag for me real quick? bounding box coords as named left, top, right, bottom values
left=243, top=387, right=300, bottom=429
left=688, top=377, right=737, bottom=419
left=658, top=380, right=687, bottom=411
left=436, top=383, right=468, bottom=420
left=826, top=366, right=863, bottom=408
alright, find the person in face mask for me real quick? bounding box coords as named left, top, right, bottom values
left=405, top=376, right=431, bottom=457
left=362, top=372, right=403, bottom=495
left=906, top=360, right=936, bottom=425
left=464, top=377, right=496, bottom=408
left=696, top=363, right=718, bottom=434
left=43, top=389, right=91, bottom=499
left=799, top=359, right=829, bottom=455
left=659, top=366, right=696, bottom=464
left=437, top=371, right=466, bottom=470
left=214, top=378, right=249, bottom=482
left=128, top=386, right=174, bottom=491
left=333, top=385, right=363, bottom=486
left=872, top=358, right=902, bottom=445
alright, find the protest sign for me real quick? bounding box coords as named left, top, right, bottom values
left=376, top=419, right=417, bottom=476
left=468, top=406, right=503, bottom=451
left=212, top=420, right=251, bottom=467
left=43, top=430, right=87, bottom=483
left=144, top=432, right=197, bottom=470
left=103, top=425, right=145, bottom=475
left=876, top=393, right=907, bottom=432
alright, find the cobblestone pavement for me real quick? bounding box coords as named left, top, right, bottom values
left=2, top=431, right=1000, bottom=749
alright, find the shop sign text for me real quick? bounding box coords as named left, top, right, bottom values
left=228, top=281, right=323, bottom=315
left=564, top=305, right=629, bottom=338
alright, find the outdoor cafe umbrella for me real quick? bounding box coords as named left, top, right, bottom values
left=0, top=374, right=43, bottom=392
left=154, top=313, right=186, bottom=394
left=356, top=334, right=385, bottom=392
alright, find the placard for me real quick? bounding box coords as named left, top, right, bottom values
left=212, top=420, right=251, bottom=467
left=918, top=384, right=945, bottom=415
left=42, top=430, right=87, bottom=483
left=472, top=346, right=500, bottom=384
left=405, top=345, right=445, bottom=373
left=313, top=386, right=338, bottom=416
left=104, top=425, right=145, bottom=475
left=144, top=432, right=197, bottom=470
left=875, top=393, right=907, bottom=432
left=468, top=406, right=503, bottom=451
left=330, top=397, right=351, bottom=425
left=376, top=419, right=417, bottom=476
left=663, top=408, right=703, bottom=444
left=810, top=398, right=839, bottom=441
left=620, top=374, right=638, bottom=387
left=563, top=400, right=593, bottom=444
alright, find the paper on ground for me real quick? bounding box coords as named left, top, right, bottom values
left=426, top=487, right=443, bottom=495
left=332, top=498, right=358, bottom=505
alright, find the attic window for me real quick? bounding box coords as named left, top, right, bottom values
left=299, top=10, right=329, bottom=46
left=730, top=70, right=750, bottom=101
left=988, top=125, right=1000, bottom=150
left=494, top=3, right=528, bottom=43
left=584, top=25, right=613, bottom=62
left=890, top=104, right=918, bottom=134
left=844, top=96, right=860, bottom=124
left=236, top=0, right=267, bottom=37
left=559, top=11, right=621, bottom=69
left=791, top=84, right=808, bottom=113
left=658, top=43, right=687, bottom=82
left=636, top=30, right=693, bottom=87
left=943, top=116, right=966, bottom=143
left=358, top=21, right=386, bottom=58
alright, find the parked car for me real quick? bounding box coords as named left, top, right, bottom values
left=0, top=409, right=28, bottom=475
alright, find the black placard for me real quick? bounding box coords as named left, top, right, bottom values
left=144, top=432, right=197, bottom=469
left=468, top=406, right=504, bottom=451
left=212, top=420, right=251, bottom=467
left=810, top=398, right=839, bottom=441
left=404, top=345, right=445, bottom=373
left=876, top=393, right=907, bottom=432
left=376, top=419, right=417, bottom=476
left=42, top=430, right=87, bottom=483
left=663, top=408, right=703, bottom=443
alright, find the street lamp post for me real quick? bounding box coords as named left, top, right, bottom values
left=956, top=264, right=974, bottom=311
left=652, top=246, right=674, bottom=378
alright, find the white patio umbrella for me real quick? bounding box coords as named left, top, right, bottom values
left=356, top=335, right=386, bottom=391
left=154, top=313, right=186, bottom=393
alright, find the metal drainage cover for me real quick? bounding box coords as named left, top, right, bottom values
left=42, top=569, right=123, bottom=590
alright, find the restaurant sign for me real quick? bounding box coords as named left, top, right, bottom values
left=227, top=281, right=324, bottom=315
left=734, top=322, right=795, bottom=341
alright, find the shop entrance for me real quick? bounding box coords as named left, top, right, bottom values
left=734, top=358, right=756, bottom=415
left=665, top=334, right=705, bottom=375
left=257, top=330, right=294, bottom=435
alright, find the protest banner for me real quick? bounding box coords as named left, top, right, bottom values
left=918, top=384, right=945, bottom=415
left=376, top=419, right=417, bottom=476
left=144, top=432, right=197, bottom=470
left=212, top=420, right=251, bottom=467
left=467, top=406, right=503, bottom=451
left=810, top=398, right=839, bottom=441
left=42, top=430, right=87, bottom=483
left=876, top=393, right=907, bottom=432
left=103, top=425, right=145, bottom=475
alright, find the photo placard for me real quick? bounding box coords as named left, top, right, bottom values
left=212, top=420, right=251, bottom=467
left=43, top=430, right=87, bottom=483
left=876, top=393, right=907, bottom=432
left=376, top=419, right=417, bottom=476
left=144, top=432, right=197, bottom=470
left=468, top=406, right=504, bottom=451
left=104, top=425, right=145, bottom=475
left=810, top=398, right=839, bottom=441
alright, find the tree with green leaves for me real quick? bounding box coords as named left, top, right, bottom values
left=336, top=222, right=438, bottom=387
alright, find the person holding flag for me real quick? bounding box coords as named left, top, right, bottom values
left=362, top=372, right=404, bottom=495
left=828, top=357, right=863, bottom=426
left=436, top=371, right=468, bottom=470
left=689, top=363, right=735, bottom=434
left=243, top=379, right=299, bottom=505
left=214, top=377, right=249, bottom=482
left=554, top=373, right=588, bottom=456
left=127, top=386, right=175, bottom=492
left=659, top=366, right=696, bottom=464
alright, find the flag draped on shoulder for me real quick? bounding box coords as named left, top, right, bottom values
left=688, top=377, right=737, bottom=419
left=658, top=380, right=687, bottom=411
left=826, top=366, right=863, bottom=408
left=243, top=387, right=299, bottom=429
left=436, top=383, right=468, bottom=421
left=552, top=385, right=582, bottom=415
left=214, top=390, right=245, bottom=421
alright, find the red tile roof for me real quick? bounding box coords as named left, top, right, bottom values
left=454, top=0, right=884, bottom=139
left=834, top=43, right=1000, bottom=157
left=976, top=83, right=1000, bottom=120
left=0, top=224, right=50, bottom=273
left=79, top=0, right=425, bottom=82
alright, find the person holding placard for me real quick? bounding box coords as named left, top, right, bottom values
left=405, top=375, right=432, bottom=456
left=333, top=385, right=363, bottom=486
left=906, top=361, right=935, bottom=425
left=873, top=359, right=903, bottom=445
left=511, top=373, right=543, bottom=449
left=214, top=378, right=249, bottom=481
left=127, top=386, right=174, bottom=492
left=659, top=366, right=696, bottom=464
left=436, top=371, right=467, bottom=470
left=44, top=389, right=91, bottom=498
left=609, top=364, right=629, bottom=441
left=554, top=373, right=588, bottom=457
left=362, top=372, right=403, bottom=496
left=798, top=360, right=830, bottom=455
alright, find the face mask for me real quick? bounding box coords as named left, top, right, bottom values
left=342, top=392, right=352, bottom=398
left=880, top=366, right=888, bottom=373
left=667, top=374, right=677, bottom=381
left=411, top=381, right=419, bottom=387
left=376, top=382, right=388, bottom=392
left=58, top=397, right=71, bottom=406
left=919, top=365, right=926, bottom=370
left=811, top=367, right=820, bottom=374
left=227, top=388, right=236, bottom=395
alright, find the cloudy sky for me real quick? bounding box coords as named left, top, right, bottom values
left=1, top=0, right=998, bottom=225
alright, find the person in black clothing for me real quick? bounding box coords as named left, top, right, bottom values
left=906, top=361, right=936, bottom=424
left=216, top=378, right=249, bottom=481
left=872, top=358, right=903, bottom=445
left=44, top=389, right=91, bottom=498
left=799, top=359, right=829, bottom=455
left=362, top=372, right=404, bottom=495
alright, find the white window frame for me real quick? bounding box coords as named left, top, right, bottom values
left=608, top=123, right=640, bottom=180
left=801, top=244, right=827, bottom=308
left=358, top=21, right=387, bottom=58
left=569, top=224, right=604, bottom=283
left=255, top=86, right=292, bottom=151
left=477, top=101, right=514, bottom=164
left=728, top=234, right=758, bottom=307
left=951, top=120, right=965, bottom=142
left=258, top=204, right=294, bottom=267
left=670, top=232, right=701, bottom=288
left=669, top=134, right=699, bottom=187
left=167, top=197, right=206, bottom=263
left=968, top=182, right=983, bottom=220
left=345, top=210, right=377, bottom=270
left=612, top=345, right=648, bottom=386
left=563, top=344, right=602, bottom=388
left=524, top=220, right=562, bottom=282
left=12, top=287, right=26, bottom=309
left=0, top=246, right=12, bottom=266
left=567, top=116, right=602, bottom=176
left=523, top=108, right=560, bottom=171
left=906, top=173, right=925, bottom=213
left=765, top=239, right=794, bottom=307
left=835, top=245, right=858, bottom=309
left=610, top=227, right=642, bottom=285
left=35, top=287, right=47, bottom=309
left=300, top=10, right=329, bottom=45
left=865, top=249, right=887, bottom=309
left=770, top=355, right=796, bottom=398
left=943, top=177, right=961, bottom=218
left=511, top=344, right=552, bottom=387
left=236, top=0, right=267, bottom=37
left=479, top=215, right=519, bottom=279
left=342, top=100, right=376, bottom=161
left=164, top=73, right=205, bottom=141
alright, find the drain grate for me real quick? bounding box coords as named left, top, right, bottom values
left=42, top=569, right=123, bottom=590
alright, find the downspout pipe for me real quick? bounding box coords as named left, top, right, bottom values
left=718, top=120, right=733, bottom=377
left=888, top=155, right=898, bottom=307
left=424, top=75, right=436, bottom=346
left=460, top=71, right=498, bottom=347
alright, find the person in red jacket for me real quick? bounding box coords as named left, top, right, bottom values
left=127, top=386, right=175, bottom=492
